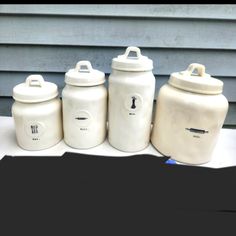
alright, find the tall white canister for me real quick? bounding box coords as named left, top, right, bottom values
left=62, top=60, right=107, bottom=149
left=151, top=63, right=229, bottom=165
left=108, top=46, right=156, bottom=152
left=12, top=75, right=63, bottom=150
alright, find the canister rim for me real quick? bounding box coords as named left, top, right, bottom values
left=13, top=75, right=58, bottom=103
left=168, top=64, right=224, bottom=95
left=65, top=61, right=105, bottom=86
left=111, top=46, right=153, bottom=72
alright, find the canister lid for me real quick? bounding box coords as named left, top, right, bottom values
left=65, top=61, right=105, bottom=86
left=168, top=63, right=224, bottom=94
left=111, top=46, right=153, bottom=71
left=13, top=75, right=58, bottom=103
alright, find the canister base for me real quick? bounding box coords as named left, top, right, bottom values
left=151, top=141, right=211, bottom=165
left=108, top=140, right=149, bottom=153
left=17, top=138, right=63, bottom=151
left=170, top=157, right=211, bottom=166
left=63, top=139, right=106, bottom=150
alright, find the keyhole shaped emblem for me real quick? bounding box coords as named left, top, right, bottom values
left=131, top=96, right=137, bottom=109
left=124, top=93, right=143, bottom=111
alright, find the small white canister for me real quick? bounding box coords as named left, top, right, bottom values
left=151, top=63, right=229, bottom=165
left=12, top=75, right=63, bottom=150
left=108, top=46, right=156, bottom=152
left=62, top=60, right=107, bottom=149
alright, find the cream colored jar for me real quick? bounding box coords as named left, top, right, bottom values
left=12, top=75, right=63, bottom=150
left=62, top=61, right=107, bottom=149
left=151, top=63, right=229, bottom=165
left=108, top=46, right=156, bottom=152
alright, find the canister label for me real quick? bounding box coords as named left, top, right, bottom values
left=74, top=110, right=92, bottom=130
left=124, top=93, right=143, bottom=115
left=185, top=127, right=209, bottom=138
left=25, top=121, right=45, bottom=140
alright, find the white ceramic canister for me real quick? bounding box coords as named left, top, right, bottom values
left=62, top=60, right=107, bottom=149
left=12, top=75, right=63, bottom=150
left=151, top=63, right=229, bottom=165
left=108, top=46, right=156, bottom=152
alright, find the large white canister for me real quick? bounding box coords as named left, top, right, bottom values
left=62, top=60, right=107, bottom=149
left=151, top=63, right=229, bottom=165
left=108, top=46, right=156, bottom=152
left=12, top=75, right=63, bottom=150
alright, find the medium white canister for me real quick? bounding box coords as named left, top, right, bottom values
left=62, top=60, right=107, bottom=149
left=151, top=63, right=229, bottom=165
left=108, top=46, right=156, bottom=152
left=12, top=75, right=63, bottom=150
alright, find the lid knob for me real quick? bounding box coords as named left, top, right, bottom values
left=168, top=63, right=224, bottom=94
left=26, top=75, right=45, bottom=87
left=75, top=61, right=93, bottom=73
left=13, top=74, right=58, bottom=103
left=111, top=46, right=153, bottom=71
left=65, top=60, right=105, bottom=86
left=185, top=63, right=206, bottom=77
left=123, top=46, right=142, bottom=59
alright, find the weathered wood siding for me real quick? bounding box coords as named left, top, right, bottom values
left=0, top=4, right=236, bottom=126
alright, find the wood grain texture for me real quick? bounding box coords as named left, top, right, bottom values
left=1, top=4, right=236, bottom=20
left=0, top=46, right=236, bottom=77
left=0, top=4, right=236, bottom=125
left=0, top=15, right=236, bottom=49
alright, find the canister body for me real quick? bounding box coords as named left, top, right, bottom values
left=151, top=84, right=228, bottom=164
left=108, top=70, right=155, bottom=152
left=62, top=84, right=107, bottom=149
left=12, top=98, right=63, bottom=150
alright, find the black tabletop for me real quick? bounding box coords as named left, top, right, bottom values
left=1, top=152, right=236, bottom=235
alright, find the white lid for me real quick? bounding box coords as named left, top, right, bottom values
left=168, top=63, right=224, bottom=94
left=13, top=75, right=58, bottom=103
left=111, top=46, right=153, bottom=71
left=65, top=61, right=105, bottom=86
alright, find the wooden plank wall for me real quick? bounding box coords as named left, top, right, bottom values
left=0, top=4, right=236, bottom=127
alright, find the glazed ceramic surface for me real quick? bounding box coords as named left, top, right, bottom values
left=12, top=75, right=63, bottom=150
left=62, top=61, right=107, bottom=149
left=151, top=63, right=229, bottom=164
left=108, top=46, right=156, bottom=152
